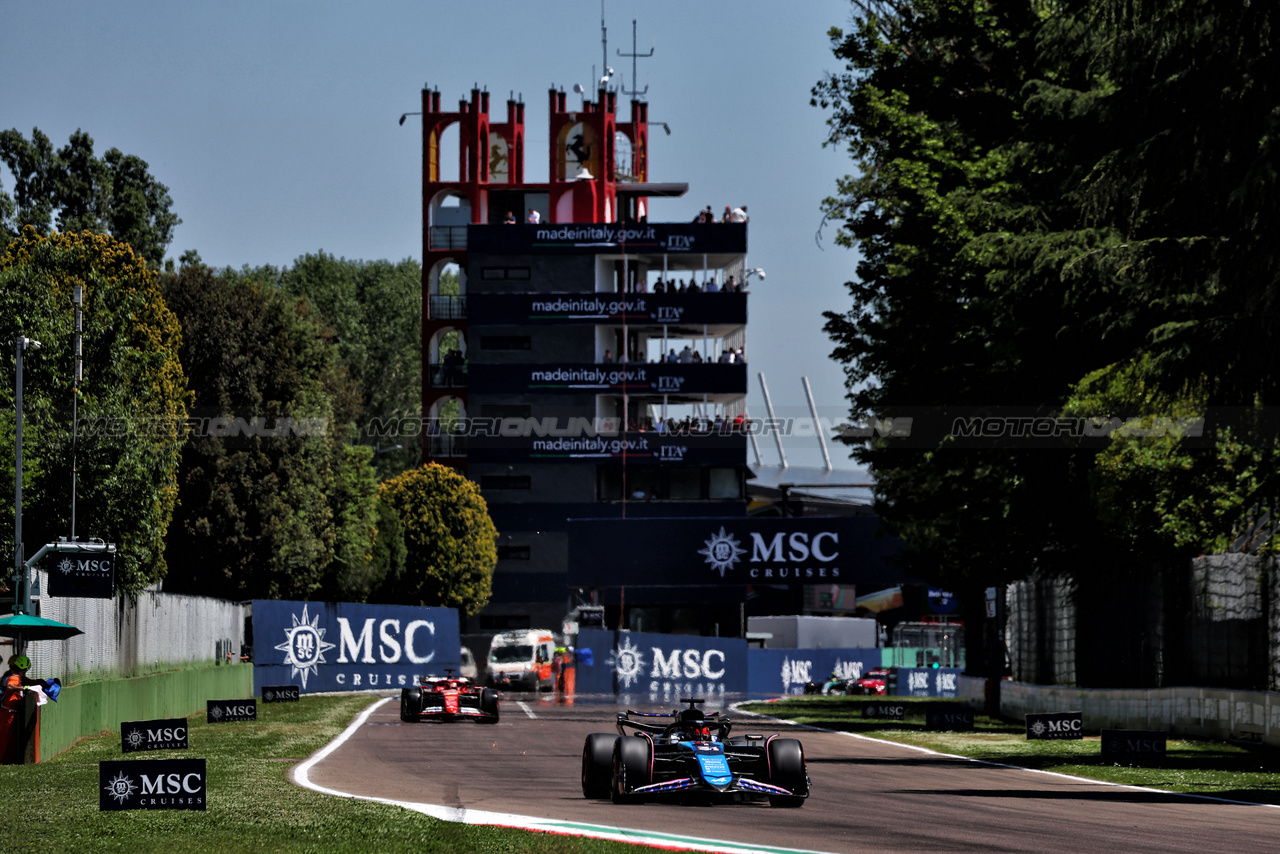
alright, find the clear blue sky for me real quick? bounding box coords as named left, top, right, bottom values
left=2, top=0, right=867, bottom=472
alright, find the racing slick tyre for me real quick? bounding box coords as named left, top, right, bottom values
left=478, top=688, right=500, bottom=724
left=611, top=735, right=652, bottom=804
left=400, top=687, right=422, bottom=722
left=767, top=738, right=808, bottom=808
left=581, top=733, right=616, bottom=798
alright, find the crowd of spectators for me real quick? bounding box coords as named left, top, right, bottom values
left=650, top=274, right=744, bottom=294
left=693, top=204, right=749, bottom=224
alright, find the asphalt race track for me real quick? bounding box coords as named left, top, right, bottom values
left=301, top=693, right=1280, bottom=854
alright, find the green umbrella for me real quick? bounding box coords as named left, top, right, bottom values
left=0, top=613, right=84, bottom=642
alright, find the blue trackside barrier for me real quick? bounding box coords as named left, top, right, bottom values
left=576, top=629, right=748, bottom=702
left=748, top=648, right=882, bottom=697
left=252, top=600, right=461, bottom=695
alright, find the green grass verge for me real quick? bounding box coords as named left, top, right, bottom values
left=740, top=696, right=1280, bottom=805
left=0, top=694, right=696, bottom=854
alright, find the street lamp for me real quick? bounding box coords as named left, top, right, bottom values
left=13, top=337, right=41, bottom=615
left=398, top=112, right=421, bottom=126
left=744, top=267, right=766, bottom=283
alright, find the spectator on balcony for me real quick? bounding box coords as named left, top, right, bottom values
left=705, top=277, right=720, bottom=293
left=720, top=205, right=732, bottom=223
left=602, top=350, right=614, bottom=363
left=678, top=345, right=694, bottom=364
left=504, top=211, right=517, bottom=224
left=667, top=348, right=678, bottom=363
left=653, top=279, right=666, bottom=294
left=725, top=275, right=738, bottom=293
left=442, top=348, right=465, bottom=385
left=527, top=209, right=541, bottom=224
left=729, top=205, right=749, bottom=223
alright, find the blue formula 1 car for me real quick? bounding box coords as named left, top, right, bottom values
left=581, top=698, right=809, bottom=807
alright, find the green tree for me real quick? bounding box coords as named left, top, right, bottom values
left=377, top=463, right=495, bottom=616
left=280, top=252, right=422, bottom=479
left=817, top=0, right=1280, bottom=595
left=0, top=227, right=190, bottom=592
left=160, top=263, right=359, bottom=600
left=0, top=128, right=180, bottom=266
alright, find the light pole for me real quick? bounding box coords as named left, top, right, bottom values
left=13, top=336, right=41, bottom=615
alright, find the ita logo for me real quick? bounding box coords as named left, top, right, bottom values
left=698, top=526, right=746, bottom=577
left=273, top=604, right=336, bottom=689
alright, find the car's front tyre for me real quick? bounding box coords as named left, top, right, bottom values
left=767, top=737, right=807, bottom=807
left=611, top=735, right=652, bottom=804
left=581, top=733, right=616, bottom=798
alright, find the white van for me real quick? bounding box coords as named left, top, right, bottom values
left=485, top=629, right=556, bottom=691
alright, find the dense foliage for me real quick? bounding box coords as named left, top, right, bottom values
left=279, top=252, right=423, bottom=480
left=160, top=261, right=385, bottom=600
left=818, top=1, right=1280, bottom=585
left=378, top=463, right=496, bottom=617
left=0, top=228, right=190, bottom=592
left=0, top=129, right=180, bottom=267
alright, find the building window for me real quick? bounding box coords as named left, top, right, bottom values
left=497, top=545, right=531, bottom=560
left=481, top=475, right=531, bottom=490
left=480, top=335, right=531, bottom=350
left=709, top=467, right=743, bottom=499
left=480, top=266, right=531, bottom=280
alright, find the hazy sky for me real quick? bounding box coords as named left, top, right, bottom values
left=3, top=0, right=868, bottom=473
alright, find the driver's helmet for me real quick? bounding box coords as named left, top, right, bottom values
left=678, top=708, right=710, bottom=740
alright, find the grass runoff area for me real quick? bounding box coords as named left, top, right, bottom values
left=0, top=694, right=687, bottom=854
left=740, top=695, right=1280, bottom=805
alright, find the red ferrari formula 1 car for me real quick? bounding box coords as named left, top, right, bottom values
left=400, top=671, right=499, bottom=724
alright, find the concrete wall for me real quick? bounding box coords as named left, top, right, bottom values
left=999, top=679, right=1280, bottom=747
left=37, top=663, right=253, bottom=760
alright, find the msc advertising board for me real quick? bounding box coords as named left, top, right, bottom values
left=252, top=600, right=461, bottom=695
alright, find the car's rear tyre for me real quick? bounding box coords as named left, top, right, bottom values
left=611, top=735, right=652, bottom=804
left=581, top=733, right=616, bottom=798
left=400, top=687, right=422, bottom=722
left=767, top=737, right=807, bottom=807
left=478, top=687, right=500, bottom=723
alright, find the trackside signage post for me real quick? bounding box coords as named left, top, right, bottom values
left=747, top=648, right=881, bottom=696
left=252, top=600, right=461, bottom=695
left=860, top=702, right=905, bottom=720
left=121, top=718, right=188, bottom=753
left=925, top=704, right=975, bottom=731
left=1027, top=711, right=1084, bottom=740
left=207, top=699, right=256, bottom=723
left=261, top=685, right=300, bottom=703
left=1101, top=729, right=1167, bottom=762
left=100, top=758, right=206, bottom=811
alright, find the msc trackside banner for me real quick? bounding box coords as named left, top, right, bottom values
left=252, top=600, right=461, bottom=695
left=576, top=628, right=748, bottom=702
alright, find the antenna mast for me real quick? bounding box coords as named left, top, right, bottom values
left=617, top=19, right=654, bottom=101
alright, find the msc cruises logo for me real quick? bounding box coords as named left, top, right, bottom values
left=608, top=636, right=646, bottom=689
left=699, top=527, right=747, bottom=577
left=274, top=604, right=336, bottom=689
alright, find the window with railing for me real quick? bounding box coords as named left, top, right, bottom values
left=427, top=434, right=468, bottom=458
left=429, top=225, right=467, bottom=250
left=429, top=295, right=466, bottom=319
left=428, top=364, right=468, bottom=387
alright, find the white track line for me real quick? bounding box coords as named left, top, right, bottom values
left=293, top=696, right=837, bottom=854
left=515, top=699, right=537, bottom=718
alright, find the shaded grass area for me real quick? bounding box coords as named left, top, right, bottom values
left=0, top=694, right=694, bottom=853
left=740, top=696, right=1280, bottom=805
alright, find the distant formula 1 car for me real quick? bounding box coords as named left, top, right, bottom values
left=400, top=671, right=499, bottom=724
left=581, top=698, right=809, bottom=807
